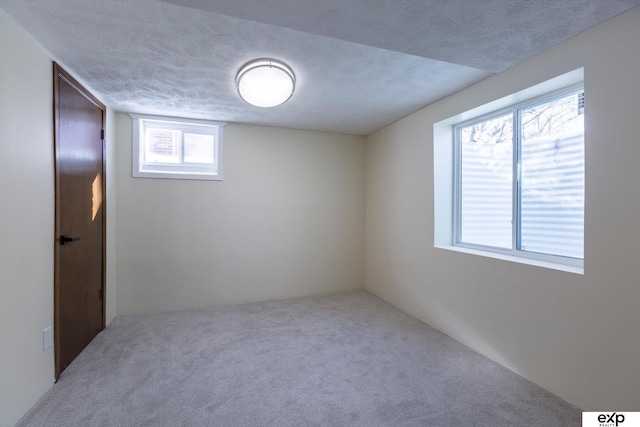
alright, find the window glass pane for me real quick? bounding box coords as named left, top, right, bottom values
left=459, top=113, right=513, bottom=249
left=144, top=128, right=181, bottom=164
left=184, top=133, right=215, bottom=164
left=520, top=92, right=584, bottom=259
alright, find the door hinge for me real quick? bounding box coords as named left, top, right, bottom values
left=100, top=129, right=105, bottom=140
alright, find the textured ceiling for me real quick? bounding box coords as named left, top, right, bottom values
left=1, top=0, right=638, bottom=135
left=162, top=0, right=640, bottom=73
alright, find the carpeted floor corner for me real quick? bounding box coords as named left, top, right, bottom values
left=17, top=290, right=581, bottom=426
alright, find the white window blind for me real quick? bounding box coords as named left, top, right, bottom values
left=458, top=113, right=513, bottom=249
left=519, top=93, right=585, bottom=259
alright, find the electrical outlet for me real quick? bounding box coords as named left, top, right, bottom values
left=43, top=326, right=53, bottom=351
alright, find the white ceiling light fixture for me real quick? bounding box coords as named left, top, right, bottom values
left=236, top=59, right=296, bottom=108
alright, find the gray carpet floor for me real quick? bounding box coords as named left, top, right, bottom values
left=18, top=290, right=581, bottom=426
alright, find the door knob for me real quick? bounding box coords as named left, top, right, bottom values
left=59, top=235, right=81, bottom=245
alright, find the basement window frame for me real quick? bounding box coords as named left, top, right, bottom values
left=130, top=113, right=225, bottom=181
left=433, top=68, right=585, bottom=274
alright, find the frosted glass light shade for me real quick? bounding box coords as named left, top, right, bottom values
left=236, top=59, right=295, bottom=108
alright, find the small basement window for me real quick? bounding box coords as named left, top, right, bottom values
left=130, top=114, right=224, bottom=180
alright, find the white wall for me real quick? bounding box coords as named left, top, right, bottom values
left=365, top=7, right=640, bottom=410
left=0, top=10, right=116, bottom=427
left=105, top=108, right=117, bottom=324
left=116, top=114, right=365, bottom=314
left=0, top=10, right=55, bottom=426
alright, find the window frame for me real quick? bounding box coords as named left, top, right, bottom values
left=452, top=84, right=584, bottom=269
left=130, top=113, right=225, bottom=181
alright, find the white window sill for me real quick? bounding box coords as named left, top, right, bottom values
left=434, top=244, right=584, bottom=275
left=133, top=170, right=223, bottom=181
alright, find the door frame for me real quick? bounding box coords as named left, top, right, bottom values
left=53, top=62, right=107, bottom=380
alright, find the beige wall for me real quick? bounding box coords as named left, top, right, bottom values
left=365, top=7, right=640, bottom=410
left=0, top=10, right=55, bottom=426
left=105, top=108, right=117, bottom=324
left=0, top=10, right=116, bottom=427
left=115, top=114, right=365, bottom=314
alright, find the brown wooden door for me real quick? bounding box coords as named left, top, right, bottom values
left=53, top=63, right=106, bottom=379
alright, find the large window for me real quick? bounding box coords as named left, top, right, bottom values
left=454, top=87, right=584, bottom=265
left=131, top=114, right=224, bottom=180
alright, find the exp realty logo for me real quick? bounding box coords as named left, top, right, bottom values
left=583, top=412, right=640, bottom=427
